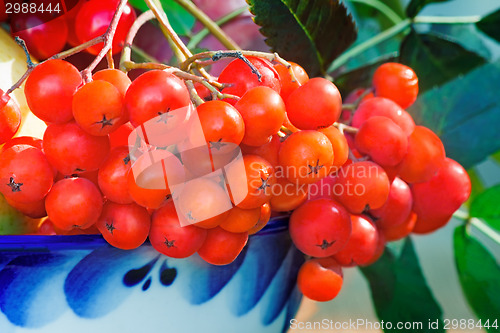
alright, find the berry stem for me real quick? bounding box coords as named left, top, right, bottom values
left=413, top=15, right=482, bottom=24
left=185, top=80, right=205, bottom=106
left=81, top=0, right=130, bottom=82
left=334, top=122, right=359, bottom=134
left=173, top=0, right=241, bottom=50
left=342, top=103, right=357, bottom=111
left=14, top=37, right=35, bottom=69
left=186, top=7, right=247, bottom=50
left=6, top=35, right=107, bottom=95
left=145, top=0, right=191, bottom=62
left=106, top=49, right=115, bottom=69
left=328, top=14, right=483, bottom=73
left=468, top=217, right=500, bottom=245
left=119, top=10, right=156, bottom=71
left=328, top=18, right=411, bottom=73
left=180, top=50, right=297, bottom=82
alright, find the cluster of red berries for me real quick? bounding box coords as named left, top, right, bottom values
left=0, top=51, right=471, bottom=303
left=5, top=0, right=136, bottom=60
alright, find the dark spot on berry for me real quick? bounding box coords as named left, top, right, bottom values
left=6, top=177, right=23, bottom=192
left=316, top=239, right=336, bottom=250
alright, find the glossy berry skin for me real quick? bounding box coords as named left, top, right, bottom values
left=5, top=196, right=47, bottom=219
left=289, top=198, right=351, bottom=257
left=225, top=154, right=276, bottom=209
left=318, top=126, right=349, bottom=172
left=270, top=176, right=308, bottom=212
left=333, top=215, right=379, bottom=267
left=381, top=212, right=417, bottom=241
left=273, top=61, right=309, bottom=101
left=240, top=133, right=281, bottom=167
left=196, top=100, right=245, bottom=146
left=398, top=126, right=446, bottom=183
left=45, top=177, right=103, bottom=231
left=278, top=130, right=334, bottom=185
left=127, top=168, right=170, bottom=210
left=97, top=201, right=151, bottom=250
left=73, top=80, right=124, bottom=136
left=150, top=202, right=207, bottom=258
left=109, top=122, right=134, bottom=148
left=197, top=227, right=248, bottom=266
left=0, top=91, right=21, bottom=144
left=286, top=78, right=342, bottom=130
left=0, top=145, right=54, bottom=203
left=93, top=68, right=132, bottom=97
left=351, top=97, right=415, bottom=136
left=334, top=161, right=390, bottom=214
left=234, top=86, right=286, bottom=146
left=247, top=202, right=271, bottom=235
left=373, top=62, right=419, bottom=109
left=371, top=177, right=412, bottom=229
left=98, top=146, right=133, bottom=204
left=25, top=59, right=82, bottom=123
left=176, top=177, right=231, bottom=229
left=11, top=8, right=68, bottom=60
left=297, top=257, right=343, bottom=302
left=65, top=0, right=89, bottom=47
left=75, top=0, right=136, bottom=55
left=43, top=122, right=111, bottom=175
left=0, top=136, right=43, bottom=153
left=124, top=70, right=191, bottom=127
left=355, top=116, right=408, bottom=166
left=219, top=206, right=260, bottom=233
left=412, top=158, right=471, bottom=234
left=218, top=56, right=281, bottom=103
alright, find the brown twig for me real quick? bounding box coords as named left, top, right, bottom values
left=81, top=0, right=129, bottom=82
left=119, top=10, right=156, bottom=71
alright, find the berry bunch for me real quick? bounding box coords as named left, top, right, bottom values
left=0, top=32, right=470, bottom=304
left=6, top=0, right=136, bottom=60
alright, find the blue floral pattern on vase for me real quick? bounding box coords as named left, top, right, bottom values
left=0, top=216, right=304, bottom=333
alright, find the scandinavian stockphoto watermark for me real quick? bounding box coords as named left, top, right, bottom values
left=289, top=318, right=497, bottom=331
left=289, top=318, right=425, bottom=331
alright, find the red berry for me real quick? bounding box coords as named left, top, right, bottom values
left=412, top=158, right=471, bottom=234
left=289, top=198, right=351, bottom=257
left=286, top=78, right=342, bottom=130
left=197, top=227, right=248, bottom=266
left=25, top=59, right=82, bottom=123
left=45, top=177, right=103, bottom=231
left=0, top=91, right=21, bottom=144
left=75, top=0, right=136, bottom=55
left=218, top=56, right=281, bottom=103
left=150, top=202, right=207, bottom=258
left=398, top=126, right=446, bottom=184
left=97, top=201, right=151, bottom=250
left=297, top=257, right=343, bottom=302
left=373, top=62, right=419, bottom=109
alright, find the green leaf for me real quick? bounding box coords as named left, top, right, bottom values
left=492, top=151, right=500, bottom=165
left=246, top=0, right=357, bottom=76
left=405, top=0, right=451, bottom=18
left=476, top=8, right=500, bottom=43
left=454, top=226, right=500, bottom=333
left=467, top=168, right=485, bottom=205
left=408, top=60, right=500, bottom=169
left=128, top=0, right=195, bottom=36
left=361, top=238, right=444, bottom=333
left=470, top=185, right=500, bottom=232
left=399, top=30, right=487, bottom=93
left=334, top=52, right=397, bottom=96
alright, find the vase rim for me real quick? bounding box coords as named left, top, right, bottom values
left=0, top=215, right=290, bottom=250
